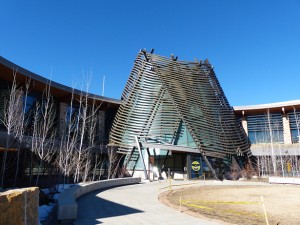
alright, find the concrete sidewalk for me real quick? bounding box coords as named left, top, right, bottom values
left=73, top=180, right=221, bottom=225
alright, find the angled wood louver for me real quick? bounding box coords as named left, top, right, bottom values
left=109, top=50, right=251, bottom=160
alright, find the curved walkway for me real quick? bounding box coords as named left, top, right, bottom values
left=74, top=180, right=221, bottom=225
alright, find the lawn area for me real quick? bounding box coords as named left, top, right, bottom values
left=159, top=184, right=300, bottom=225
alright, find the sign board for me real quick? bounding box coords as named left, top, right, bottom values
left=189, top=155, right=202, bottom=179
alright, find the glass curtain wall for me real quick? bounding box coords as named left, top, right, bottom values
left=247, top=113, right=283, bottom=144
left=288, top=110, right=300, bottom=143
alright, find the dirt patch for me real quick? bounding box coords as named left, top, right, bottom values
left=159, top=185, right=300, bottom=225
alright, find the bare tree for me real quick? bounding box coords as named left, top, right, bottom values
left=31, top=83, right=56, bottom=186
left=57, top=81, right=100, bottom=184
left=267, top=109, right=277, bottom=175
left=73, top=77, right=101, bottom=183
left=255, top=110, right=300, bottom=178
left=0, top=72, right=23, bottom=188
left=107, top=147, right=124, bottom=179
left=83, top=98, right=101, bottom=181
left=291, top=107, right=300, bottom=176
left=92, top=148, right=105, bottom=181
left=56, top=87, right=79, bottom=188
left=82, top=152, right=92, bottom=182
left=13, top=78, right=31, bottom=187
left=73, top=87, right=88, bottom=183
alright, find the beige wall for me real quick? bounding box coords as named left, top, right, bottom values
left=283, top=115, right=292, bottom=144
left=241, top=118, right=248, bottom=135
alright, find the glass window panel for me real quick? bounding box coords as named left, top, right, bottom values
left=288, top=110, right=300, bottom=143
left=247, top=113, right=283, bottom=143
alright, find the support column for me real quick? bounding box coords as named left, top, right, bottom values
left=135, top=136, right=148, bottom=179
left=283, top=115, right=292, bottom=144
left=98, top=110, right=105, bottom=143
left=58, top=102, right=67, bottom=136
left=186, top=154, right=191, bottom=179
left=241, top=118, right=248, bottom=135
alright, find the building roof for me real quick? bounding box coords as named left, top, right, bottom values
left=234, top=100, right=300, bottom=110
left=0, top=56, right=122, bottom=106
left=234, top=100, right=300, bottom=116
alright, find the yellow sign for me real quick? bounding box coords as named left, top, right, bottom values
left=287, top=162, right=291, bottom=173
left=191, top=161, right=201, bottom=171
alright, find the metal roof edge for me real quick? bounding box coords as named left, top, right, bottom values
left=234, top=100, right=300, bottom=111
left=0, top=56, right=122, bottom=105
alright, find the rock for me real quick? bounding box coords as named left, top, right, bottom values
left=0, top=187, right=39, bottom=225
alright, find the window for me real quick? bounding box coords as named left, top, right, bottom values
left=65, top=105, right=81, bottom=132
left=23, top=95, right=36, bottom=113
left=247, top=113, right=283, bottom=144
left=288, top=110, right=300, bottom=143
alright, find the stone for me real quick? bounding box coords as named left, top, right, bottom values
left=0, top=187, right=39, bottom=225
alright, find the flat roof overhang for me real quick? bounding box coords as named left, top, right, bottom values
left=0, top=56, right=122, bottom=110
left=234, top=100, right=300, bottom=116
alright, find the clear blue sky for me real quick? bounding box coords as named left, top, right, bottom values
left=1, top=0, right=300, bottom=106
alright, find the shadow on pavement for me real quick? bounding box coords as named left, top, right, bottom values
left=74, top=190, right=143, bottom=224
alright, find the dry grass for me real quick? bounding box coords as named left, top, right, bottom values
left=159, top=184, right=300, bottom=225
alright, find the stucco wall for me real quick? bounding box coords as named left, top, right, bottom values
left=0, top=187, right=39, bottom=225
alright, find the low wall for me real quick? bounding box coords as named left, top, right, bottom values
left=131, top=170, right=187, bottom=180
left=269, top=176, right=300, bottom=185
left=57, top=177, right=141, bottom=222
left=0, top=187, right=39, bottom=225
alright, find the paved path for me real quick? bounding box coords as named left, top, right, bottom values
left=73, top=180, right=221, bottom=225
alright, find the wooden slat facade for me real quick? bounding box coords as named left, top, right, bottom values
left=109, top=51, right=251, bottom=159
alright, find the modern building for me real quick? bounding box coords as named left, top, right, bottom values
left=0, top=56, right=121, bottom=187
left=1, top=50, right=298, bottom=187
left=109, top=50, right=251, bottom=180
left=234, top=101, right=300, bottom=177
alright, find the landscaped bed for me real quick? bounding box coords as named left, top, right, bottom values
left=159, top=184, right=300, bottom=225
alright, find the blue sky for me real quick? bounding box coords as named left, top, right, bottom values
left=1, top=0, right=300, bottom=106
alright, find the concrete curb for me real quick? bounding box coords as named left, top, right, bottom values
left=269, top=176, right=300, bottom=185
left=56, top=177, right=141, bottom=222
